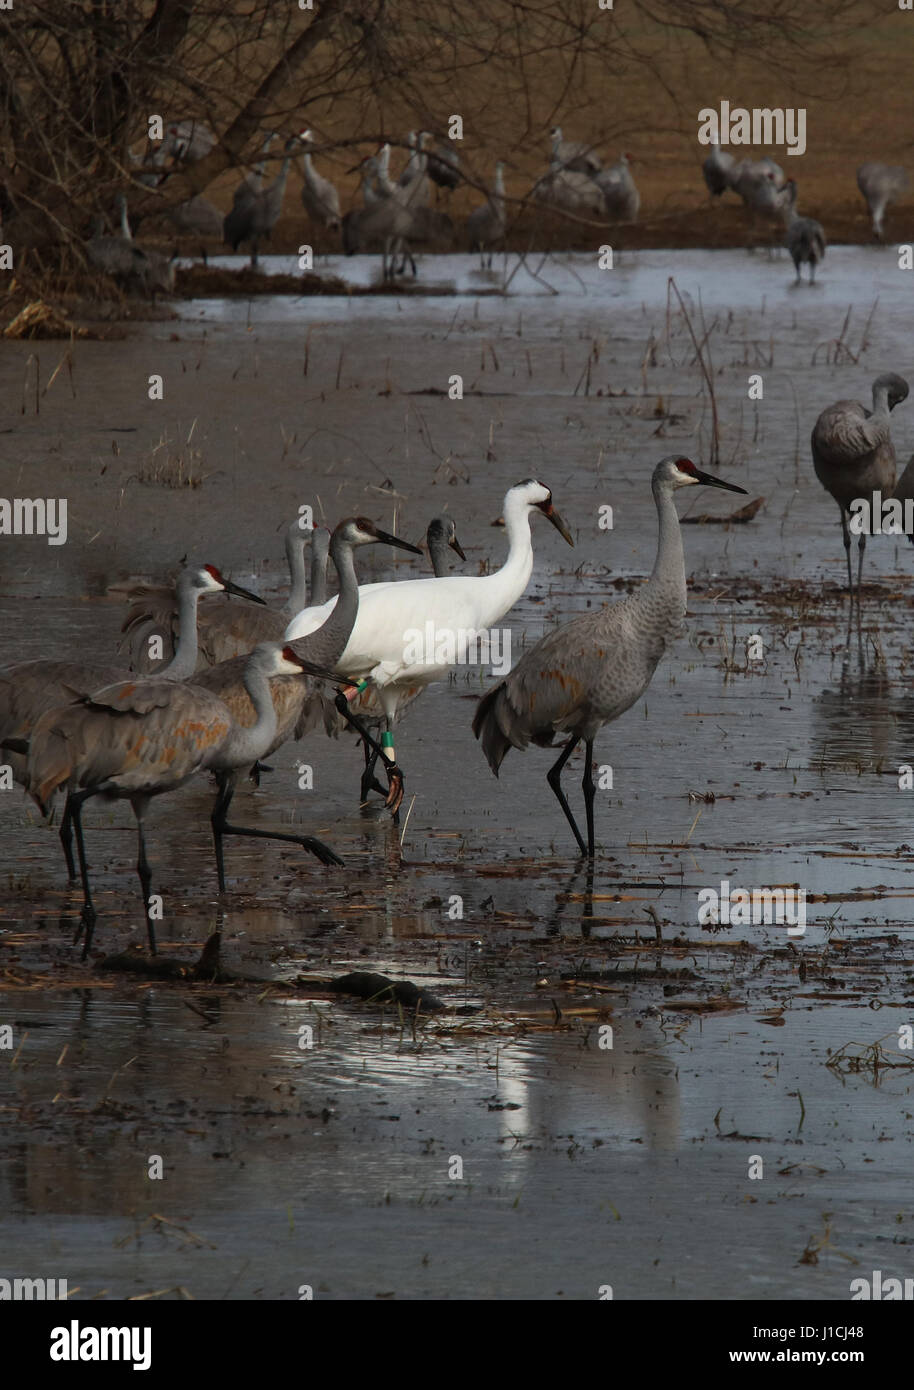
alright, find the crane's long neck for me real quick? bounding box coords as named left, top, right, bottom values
left=272, top=153, right=294, bottom=195
left=160, top=583, right=202, bottom=679
left=872, top=384, right=892, bottom=419
left=309, top=538, right=329, bottom=607
left=253, top=135, right=274, bottom=184
left=223, top=662, right=279, bottom=764
left=284, top=530, right=308, bottom=614
left=308, top=535, right=361, bottom=663
left=493, top=167, right=505, bottom=204
left=491, top=496, right=535, bottom=608
left=428, top=534, right=450, bottom=577
left=644, top=481, right=687, bottom=625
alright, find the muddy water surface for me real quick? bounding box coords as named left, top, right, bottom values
left=2, top=249, right=914, bottom=1299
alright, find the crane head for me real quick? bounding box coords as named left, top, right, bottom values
left=334, top=516, right=424, bottom=555
left=427, top=516, right=467, bottom=561
left=663, top=457, right=747, bottom=494
left=509, top=479, right=574, bottom=546
left=873, top=373, right=909, bottom=412
left=189, top=565, right=267, bottom=604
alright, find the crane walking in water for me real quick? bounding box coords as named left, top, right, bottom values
left=473, top=459, right=746, bottom=858
left=782, top=180, right=825, bottom=284
left=286, top=481, right=574, bottom=783
left=0, top=564, right=263, bottom=876
left=811, top=373, right=909, bottom=601
left=313, top=516, right=467, bottom=800
left=25, top=644, right=338, bottom=956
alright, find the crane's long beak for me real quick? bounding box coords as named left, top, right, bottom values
left=223, top=578, right=268, bottom=605
left=376, top=529, right=424, bottom=556
left=542, top=503, right=575, bottom=546
left=450, top=533, right=467, bottom=561
left=694, top=469, right=748, bottom=495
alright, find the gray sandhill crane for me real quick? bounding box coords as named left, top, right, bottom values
left=549, top=126, right=601, bottom=176
left=359, top=143, right=391, bottom=206
left=155, top=119, right=217, bottom=167
left=857, top=161, right=909, bottom=240
left=595, top=153, right=640, bottom=222
left=702, top=139, right=736, bottom=197
left=136, top=118, right=217, bottom=185
left=534, top=162, right=604, bottom=218
left=342, top=150, right=416, bottom=279
left=311, top=516, right=467, bottom=798
left=25, top=519, right=421, bottom=954
left=186, top=516, right=422, bottom=827
left=0, top=565, right=262, bottom=877
left=730, top=162, right=790, bottom=246
left=398, top=132, right=425, bottom=192
left=130, top=143, right=222, bottom=255
left=223, top=133, right=299, bottom=266
left=114, top=521, right=331, bottom=672
left=298, top=129, right=341, bottom=231
left=781, top=179, right=826, bottom=283
left=286, top=482, right=574, bottom=781
left=473, top=458, right=746, bottom=857
left=26, top=643, right=337, bottom=956
left=227, top=132, right=275, bottom=218
left=731, top=156, right=785, bottom=190
left=163, top=194, right=223, bottom=245
left=811, top=373, right=910, bottom=600
left=86, top=193, right=175, bottom=295
left=427, top=140, right=461, bottom=194
left=466, top=162, right=506, bottom=267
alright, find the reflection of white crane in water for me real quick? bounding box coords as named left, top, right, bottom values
left=474, top=459, right=746, bottom=858
left=811, top=373, right=909, bottom=602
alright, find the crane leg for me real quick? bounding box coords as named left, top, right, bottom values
left=134, top=811, right=157, bottom=954
left=360, top=739, right=387, bottom=801
left=546, top=735, right=588, bottom=857
left=840, top=509, right=854, bottom=600
left=68, top=788, right=97, bottom=958
left=582, top=738, right=596, bottom=858
left=857, top=532, right=866, bottom=595
left=59, top=793, right=77, bottom=880
left=211, top=772, right=344, bottom=882
left=333, top=692, right=405, bottom=815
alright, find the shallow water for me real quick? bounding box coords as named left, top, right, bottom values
left=2, top=249, right=913, bottom=1299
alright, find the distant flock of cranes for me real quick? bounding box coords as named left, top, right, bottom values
left=82, top=117, right=909, bottom=289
